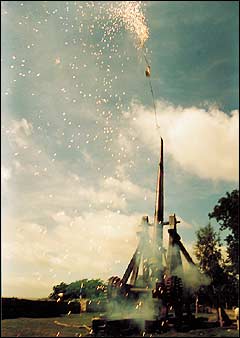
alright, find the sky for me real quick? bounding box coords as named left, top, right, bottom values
left=1, top=1, right=239, bottom=299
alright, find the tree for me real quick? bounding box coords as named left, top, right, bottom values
left=49, top=282, right=68, bottom=300
left=209, top=189, right=239, bottom=275
left=65, top=280, right=85, bottom=299
left=49, top=279, right=106, bottom=300
left=194, top=223, right=225, bottom=286
left=194, top=223, right=238, bottom=308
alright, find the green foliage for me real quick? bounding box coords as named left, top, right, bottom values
left=194, top=224, right=236, bottom=307
left=49, top=282, right=68, bottom=300
left=209, top=189, right=239, bottom=275
left=49, top=279, right=106, bottom=300
left=194, top=223, right=225, bottom=286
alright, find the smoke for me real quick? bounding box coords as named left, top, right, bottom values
left=173, top=263, right=211, bottom=291
left=107, top=292, right=156, bottom=321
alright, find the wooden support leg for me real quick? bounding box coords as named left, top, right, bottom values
left=217, top=307, right=223, bottom=327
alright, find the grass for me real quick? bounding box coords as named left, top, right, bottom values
left=1, top=313, right=98, bottom=337
left=1, top=311, right=239, bottom=337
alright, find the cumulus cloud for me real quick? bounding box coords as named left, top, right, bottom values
left=7, top=118, right=33, bottom=148
left=1, top=166, right=12, bottom=183
left=102, top=176, right=152, bottom=200
left=2, top=210, right=143, bottom=297
left=2, top=208, right=197, bottom=298
left=124, top=101, right=239, bottom=181
left=2, top=125, right=197, bottom=298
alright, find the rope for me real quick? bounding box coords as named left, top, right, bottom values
left=143, top=52, right=150, bottom=66
left=142, top=50, right=161, bottom=131
left=148, top=76, right=160, bottom=129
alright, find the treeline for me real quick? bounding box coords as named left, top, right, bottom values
left=2, top=298, right=77, bottom=319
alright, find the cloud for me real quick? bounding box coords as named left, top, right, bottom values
left=1, top=166, right=12, bottom=183
left=123, top=101, right=239, bottom=182
left=7, top=118, right=33, bottom=148
left=102, top=176, right=152, bottom=200
left=2, top=209, right=197, bottom=298
left=2, top=210, right=142, bottom=298
left=3, top=276, right=53, bottom=299
left=2, top=122, right=197, bottom=298
left=2, top=119, right=152, bottom=216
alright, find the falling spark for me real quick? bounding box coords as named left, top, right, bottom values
left=108, top=1, right=149, bottom=49
left=2, top=1, right=154, bottom=293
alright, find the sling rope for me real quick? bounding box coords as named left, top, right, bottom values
left=143, top=51, right=161, bottom=130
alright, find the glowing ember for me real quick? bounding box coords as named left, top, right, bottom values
left=55, top=57, right=61, bottom=64
left=107, top=1, right=149, bottom=49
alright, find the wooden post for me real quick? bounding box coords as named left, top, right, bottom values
left=195, top=296, right=199, bottom=316
left=218, top=307, right=223, bottom=327
left=153, top=138, right=164, bottom=260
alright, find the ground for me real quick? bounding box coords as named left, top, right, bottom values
left=1, top=311, right=239, bottom=337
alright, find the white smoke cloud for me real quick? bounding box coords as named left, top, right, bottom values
left=124, top=101, right=239, bottom=182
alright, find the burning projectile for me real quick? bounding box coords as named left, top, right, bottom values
left=145, top=65, right=151, bottom=77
